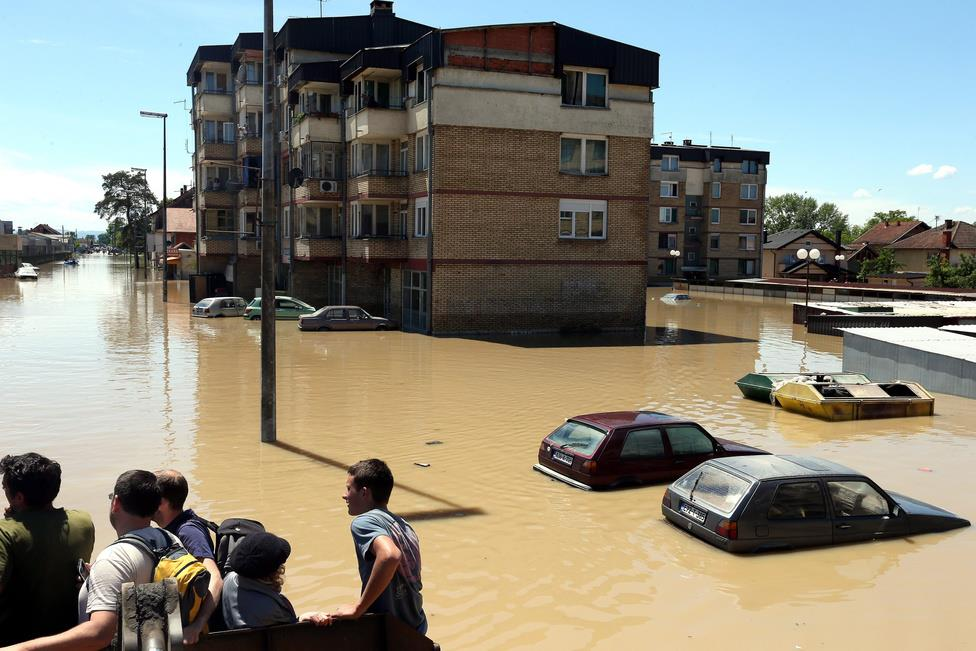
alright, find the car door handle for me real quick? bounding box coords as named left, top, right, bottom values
left=836, top=523, right=852, bottom=530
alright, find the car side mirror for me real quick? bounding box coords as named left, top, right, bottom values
left=892, top=504, right=902, bottom=517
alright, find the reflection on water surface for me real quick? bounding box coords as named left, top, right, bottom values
left=1, top=257, right=973, bottom=650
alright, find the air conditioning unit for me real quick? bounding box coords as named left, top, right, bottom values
left=278, top=130, right=287, bottom=143
left=320, top=180, right=338, bottom=193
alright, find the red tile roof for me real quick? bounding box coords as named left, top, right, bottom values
left=889, top=221, right=976, bottom=250
left=852, top=220, right=927, bottom=246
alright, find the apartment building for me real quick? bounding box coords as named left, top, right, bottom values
left=649, top=141, right=769, bottom=282
left=187, top=1, right=659, bottom=333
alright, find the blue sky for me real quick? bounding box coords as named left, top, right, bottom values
left=1, top=0, right=973, bottom=232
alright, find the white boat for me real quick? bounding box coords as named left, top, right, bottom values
left=14, top=263, right=38, bottom=280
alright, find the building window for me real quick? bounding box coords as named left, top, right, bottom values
left=303, top=206, right=339, bottom=237
left=558, top=199, right=607, bottom=240
left=301, top=91, right=332, bottom=115
left=561, top=69, right=607, bottom=107
left=738, top=259, right=756, bottom=275
left=203, top=71, right=227, bottom=92
left=687, top=251, right=697, bottom=262
left=710, top=208, right=720, bottom=224
left=414, top=197, right=429, bottom=238
left=415, top=133, right=429, bottom=171
left=741, top=160, right=759, bottom=174
left=208, top=209, right=233, bottom=233
left=660, top=182, right=678, bottom=198
left=399, top=140, right=408, bottom=173
left=301, top=141, right=340, bottom=179
left=352, top=203, right=392, bottom=237
left=658, top=232, right=678, bottom=250
left=202, top=121, right=235, bottom=144
left=351, top=142, right=391, bottom=176
left=244, top=111, right=263, bottom=138
left=402, top=270, right=428, bottom=332
left=708, top=258, right=719, bottom=275
left=354, top=78, right=400, bottom=111
left=712, top=158, right=722, bottom=172
left=560, top=137, right=607, bottom=175
left=415, top=66, right=427, bottom=104
left=204, top=166, right=230, bottom=191
left=662, top=155, right=679, bottom=172
left=740, top=184, right=758, bottom=200
left=738, top=234, right=756, bottom=251
left=711, top=182, right=721, bottom=199
left=688, top=225, right=698, bottom=236
left=709, top=234, right=720, bottom=250
left=243, top=62, right=261, bottom=84
left=240, top=210, right=258, bottom=237
left=663, top=258, right=676, bottom=274
left=659, top=207, right=678, bottom=224
left=739, top=209, right=758, bottom=225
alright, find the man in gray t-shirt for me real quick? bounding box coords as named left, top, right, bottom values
left=306, top=459, right=426, bottom=634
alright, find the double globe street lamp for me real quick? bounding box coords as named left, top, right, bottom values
left=796, top=241, right=820, bottom=325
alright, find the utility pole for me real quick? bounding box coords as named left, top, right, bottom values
left=260, top=0, right=277, bottom=443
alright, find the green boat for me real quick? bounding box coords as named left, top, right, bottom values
left=735, top=372, right=871, bottom=403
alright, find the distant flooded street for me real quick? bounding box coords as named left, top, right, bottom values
left=3, top=256, right=973, bottom=649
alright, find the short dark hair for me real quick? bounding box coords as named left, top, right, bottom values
left=348, top=459, right=394, bottom=504
left=114, top=470, right=162, bottom=518
left=156, top=470, right=188, bottom=511
left=0, top=453, right=61, bottom=507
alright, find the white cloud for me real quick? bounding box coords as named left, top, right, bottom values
left=954, top=206, right=975, bottom=215
left=853, top=188, right=872, bottom=198
left=933, top=165, right=958, bottom=180
left=907, top=164, right=933, bottom=176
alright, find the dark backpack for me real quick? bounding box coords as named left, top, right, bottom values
left=204, top=518, right=266, bottom=577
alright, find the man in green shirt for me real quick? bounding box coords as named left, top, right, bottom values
left=0, top=453, right=95, bottom=645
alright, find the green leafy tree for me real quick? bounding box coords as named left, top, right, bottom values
left=94, top=170, right=158, bottom=267
left=927, top=253, right=976, bottom=288
left=763, top=193, right=852, bottom=240
left=857, top=247, right=903, bottom=281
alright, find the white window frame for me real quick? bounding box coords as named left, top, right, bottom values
left=712, top=158, right=722, bottom=172
left=710, top=208, right=721, bottom=224
left=739, top=209, right=758, bottom=225
left=559, top=135, right=607, bottom=175
left=558, top=199, right=607, bottom=240
left=414, top=197, right=429, bottom=238
left=352, top=203, right=392, bottom=238
left=662, top=155, right=679, bottom=172
left=741, top=160, right=759, bottom=174
left=739, top=258, right=756, bottom=275
left=659, top=207, right=678, bottom=224
left=399, top=140, right=408, bottom=173
left=738, top=234, right=757, bottom=251
left=740, top=184, right=758, bottom=200
left=415, top=66, right=427, bottom=104
left=660, top=182, right=678, bottom=198
left=561, top=67, right=608, bottom=108
left=415, top=133, right=429, bottom=172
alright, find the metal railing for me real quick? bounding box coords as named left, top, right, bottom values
left=350, top=168, right=408, bottom=178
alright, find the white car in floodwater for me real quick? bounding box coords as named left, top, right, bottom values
left=14, top=263, right=38, bottom=280
left=192, top=296, right=248, bottom=317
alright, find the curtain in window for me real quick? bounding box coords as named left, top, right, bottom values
left=560, top=139, right=581, bottom=172
left=585, top=73, right=606, bottom=107
left=585, top=140, right=606, bottom=174
left=561, top=71, right=582, bottom=105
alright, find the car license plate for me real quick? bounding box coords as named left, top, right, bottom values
left=679, top=501, right=707, bottom=524
left=551, top=450, right=574, bottom=466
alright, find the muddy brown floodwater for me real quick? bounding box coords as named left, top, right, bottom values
left=2, top=256, right=973, bottom=649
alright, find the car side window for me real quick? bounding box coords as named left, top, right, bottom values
left=827, top=481, right=889, bottom=517
left=278, top=300, right=296, bottom=309
left=666, top=426, right=715, bottom=456
left=352, top=309, right=367, bottom=319
left=767, top=481, right=827, bottom=520
left=327, top=309, right=346, bottom=319
left=620, top=428, right=666, bottom=459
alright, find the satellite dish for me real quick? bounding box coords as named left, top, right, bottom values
left=287, top=167, right=305, bottom=189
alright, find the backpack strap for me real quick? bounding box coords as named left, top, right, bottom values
left=114, top=528, right=182, bottom=568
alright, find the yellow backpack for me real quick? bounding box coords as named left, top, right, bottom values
left=116, top=528, right=211, bottom=625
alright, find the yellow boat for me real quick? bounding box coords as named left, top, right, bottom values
left=771, top=380, right=934, bottom=421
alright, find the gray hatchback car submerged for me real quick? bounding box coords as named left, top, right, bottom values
left=662, top=455, right=970, bottom=553
left=298, top=305, right=394, bottom=331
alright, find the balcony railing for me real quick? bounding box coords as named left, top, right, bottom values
left=200, top=87, right=233, bottom=95
left=345, top=96, right=406, bottom=117
left=351, top=233, right=407, bottom=240
left=350, top=168, right=408, bottom=178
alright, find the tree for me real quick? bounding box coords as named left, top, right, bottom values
left=94, top=170, right=158, bottom=268
left=857, top=247, right=903, bottom=281
left=927, top=252, right=976, bottom=288
left=763, top=193, right=852, bottom=241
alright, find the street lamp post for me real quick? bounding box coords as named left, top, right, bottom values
left=140, top=110, right=168, bottom=303
left=669, top=249, right=681, bottom=287
left=835, top=253, right=846, bottom=282
left=795, top=240, right=821, bottom=325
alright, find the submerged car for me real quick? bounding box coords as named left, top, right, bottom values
left=533, top=411, right=768, bottom=490
left=662, top=455, right=970, bottom=553
left=298, top=305, right=393, bottom=331
left=192, top=296, right=248, bottom=318
left=243, top=296, right=315, bottom=320
left=661, top=292, right=692, bottom=304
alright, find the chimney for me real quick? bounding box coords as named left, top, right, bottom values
left=370, top=0, right=394, bottom=15
left=834, top=228, right=843, bottom=248
left=682, top=139, right=693, bottom=146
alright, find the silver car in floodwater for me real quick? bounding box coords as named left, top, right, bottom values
left=192, top=296, right=248, bottom=318
left=299, top=305, right=394, bottom=331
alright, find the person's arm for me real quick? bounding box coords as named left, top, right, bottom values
left=1, top=611, right=116, bottom=651
left=333, top=535, right=401, bottom=620
left=181, top=558, right=223, bottom=644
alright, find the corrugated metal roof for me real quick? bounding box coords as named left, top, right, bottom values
left=840, top=327, right=976, bottom=363
left=940, top=324, right=976, bottom=336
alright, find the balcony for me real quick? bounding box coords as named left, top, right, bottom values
left=347, top=172, right=407, bottom=200
left=197, top=140, right=235, bottom=162
left=294, top=236, right=342, bottom=261
left=292, top=178, right=342, bottom=202
left=345, top=104, right=407, bottom=141
left=237, top=235, right=261, bottom=257
left=194, top=91, right=233, bottom=119
left=199, top=184, right=235, bottom=209
left=238, top=133, right=262, bottom=157
left=347, top=235, right=407, bottom=262
left=292, top=112, right=342, bottom=146
left=199, top=232, right=236, bottom=256
left=236, top=84, right=261, bottom=108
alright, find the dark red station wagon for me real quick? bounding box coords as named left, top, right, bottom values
left=533, top=411, right=768, bottom=490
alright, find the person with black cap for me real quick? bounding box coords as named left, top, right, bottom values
left=220, top=532, right=298, bottom=629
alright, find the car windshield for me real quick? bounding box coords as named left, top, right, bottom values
left=546, top=420, right=607, bottom=455
left=674, top=465, right=752, bottom=514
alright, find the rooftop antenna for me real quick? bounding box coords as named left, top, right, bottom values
left=319, top=0, right=327, bottom=17
left=730, top=133, right=734, bottom=147
left=709, top=131, right=712, bottom=146
left=662, top=131, right=673, bottom=142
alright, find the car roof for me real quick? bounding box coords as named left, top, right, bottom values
left=709, top=455, right=861, bottom=480
left=319, top=305, right=364, bottom=310
left=572, top=410, right=691, bottom=430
